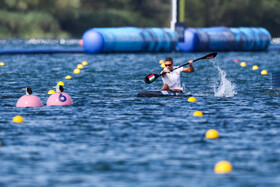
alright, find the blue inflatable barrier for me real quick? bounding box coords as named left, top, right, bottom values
left=178, top=27, right=271, bottom=52
left=82, top=27, right=177, bottom=53
left=268, top=45, right=280, bottom=51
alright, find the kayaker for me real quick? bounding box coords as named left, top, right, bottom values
left=161, top=57, right=194, bottom=92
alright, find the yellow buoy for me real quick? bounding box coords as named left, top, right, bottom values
left=193, top=111, right=203, bottom=117
left=57, top=81, right=64, bottom=86
left=161, top=63, right=166, bottom=68
left=159, top=59, right=164, bottom=64
left=188, top=97, right=197, bottom=102
left=82, top=61, right=88, bottom=66
left=240, top=62, right=246, bottom=67
left=205, top=129, right=219, bottom=139
left=48, top=90, right=55, bottom=94
left=73, top=68, right=81, bottom=74
left=214, top=160, right=233, bottom=174
left=65, top=75, right=72, bottom=79
left=0, top=62, right=5, bottom=66
left=252, top=65, right=259, bottom=70
left=13, top=115, right=24, bottom=123
left=261, top=70, right=268, bottom=75
left=77, top=64, right=84, bottom=69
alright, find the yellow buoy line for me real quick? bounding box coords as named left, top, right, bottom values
left=207, top=56, right=272, bottom=174
left=181, top=55, right=231, bottom=173
left=47, top=60, right=88, bottom=94
left=160, top=59, right=229, bottom=173
left=187, top=94, right=233, bottom=173
left=236, top=59, right=268, bottom=75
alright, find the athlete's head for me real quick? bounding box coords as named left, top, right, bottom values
left=165, top=57, right=173, bottom=69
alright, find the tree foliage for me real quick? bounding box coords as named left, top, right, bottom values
left=0, top=0, right=278, bottom=38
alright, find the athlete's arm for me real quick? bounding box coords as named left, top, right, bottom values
left=182, top=60, right=194, bottom=73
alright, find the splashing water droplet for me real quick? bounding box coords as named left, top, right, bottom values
left=211, top=59, right=237, bottom=97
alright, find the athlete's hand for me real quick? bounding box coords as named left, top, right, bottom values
left=163, top=69, right=171, bottom=73
left=188, top=60, right=193, bottom=65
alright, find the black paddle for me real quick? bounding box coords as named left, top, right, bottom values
left=144, top=52, right=217, bottom=84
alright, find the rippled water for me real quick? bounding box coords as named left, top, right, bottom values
left=0, top=39, right=280, bottom=186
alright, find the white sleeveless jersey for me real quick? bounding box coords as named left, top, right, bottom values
left=161, top=66, right=183, bottom=89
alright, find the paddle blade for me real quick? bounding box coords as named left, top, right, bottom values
left=193, top=52, right=217, bottom=62
left=204, top=52, right=217, bottom=59
left=144, top=74, right=160, bottom=84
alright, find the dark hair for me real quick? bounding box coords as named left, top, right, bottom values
left=165, top=57, right=173, bottom=63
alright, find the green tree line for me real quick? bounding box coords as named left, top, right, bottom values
left=0, top=0, right=279, bottom=38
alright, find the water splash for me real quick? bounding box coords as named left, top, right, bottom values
left=212, top=59, right=237, bottom=97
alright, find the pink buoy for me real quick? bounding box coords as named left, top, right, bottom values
left=46, top=85, right=73, bottom=106
left=79, top=39, right=83, bottom=46
left=16, top=88, right=43, bottom=107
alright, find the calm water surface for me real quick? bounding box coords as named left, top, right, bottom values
left=0, top=39, right=280, bottom=186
